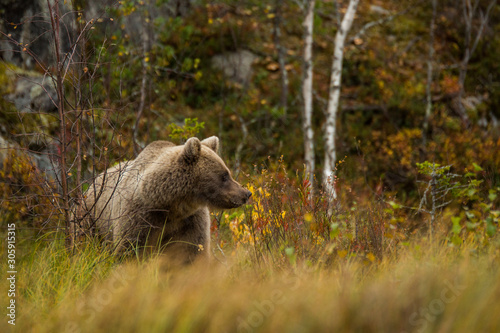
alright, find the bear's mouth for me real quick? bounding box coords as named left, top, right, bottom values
left=230, top=199, right=246, bottom=208
left=203, top=187, right=251, bottom=210
left=209, top=197, right=247, bottom=210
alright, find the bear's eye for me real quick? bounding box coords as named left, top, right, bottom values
left=221, top=172, right=230, bottom=182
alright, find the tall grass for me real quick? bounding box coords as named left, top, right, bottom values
left=1, top=237, right=499, bottom=333
left=1, top=235, right=117, bottom=332
left=1, top=159, right=499, bottom=332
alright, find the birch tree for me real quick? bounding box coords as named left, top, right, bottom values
left=423, top=0, right=438, bottom=145
left=323, top=0, right=360, bottom=201
left=457, top=0, right=497, bottom=125
left=302, top=0, right=316, bottom=192
left=274, top=0, right=289, bottom=112
left=133, top=0, right=152, bottom=156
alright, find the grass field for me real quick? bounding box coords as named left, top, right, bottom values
left=1, top=234, right=499, bottom=333
left=2, top=160, right=499, bottom=332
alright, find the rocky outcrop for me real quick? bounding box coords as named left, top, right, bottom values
left=0, top=133, right=58, bottom=180
left=0, top=65, right=59, bottom=180
left=0, top=0, right=74, bottom=69
left=0, top=0, right=193, bottom=69
left=0, top=133, right=18, bottom=167
left=5, top=74, right=58, bottom=113
left=211, top=50, right=258, bottom=86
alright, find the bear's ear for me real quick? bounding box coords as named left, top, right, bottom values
left=181, top=137, right=201, bottom=164
left=201, top=136, right=219, bottom=153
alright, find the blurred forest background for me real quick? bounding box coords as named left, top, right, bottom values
left=1, top=1, right=500, bottom=332
left=1, top=0, right=499, bottom=238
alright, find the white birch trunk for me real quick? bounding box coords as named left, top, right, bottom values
left=302, top=0, right=316, bottom=192
left=423, top=0, right=437, bottom=145
left=274, top=0, right=289, bottom=112
left=457, top=0, right=496, bottom=125
left=323, top=0, right=359, bottom=201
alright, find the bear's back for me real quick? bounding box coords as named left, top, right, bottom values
left=86, top=141, right=178, bottom=233
left=136, top=140, right=176, bottom=164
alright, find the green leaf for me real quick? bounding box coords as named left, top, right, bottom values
left=330, top=223, right=339, bottom=239
left=388, top=201, right=401, bottom=209
left=450, top=234, right=462, bottom=246
left=451, top=217, right=462, bottom=235
left=472, top=163, right=483, bottom=171
left=486, top=218, right=496, bottom=237
left=285, top=247, right=297, bottom=266
left=466, top=222, right=478, bottom=230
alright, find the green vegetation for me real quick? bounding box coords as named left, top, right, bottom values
left=169, top=118, right=205, bottom=142
left=0, top=227, right=499, bottom=333
left=1, top=0, right=499, bottom=331
left=1, top=159, right=499, bottom=331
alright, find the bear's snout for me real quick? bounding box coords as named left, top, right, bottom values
left=225, top=185, right=252, bottom=208
left=233, top=187, right=252, bottom=206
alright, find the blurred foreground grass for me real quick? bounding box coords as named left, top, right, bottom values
left=1, top=236, right=499, bottom=333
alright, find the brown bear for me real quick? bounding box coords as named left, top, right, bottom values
left=70, top=136, right=251, bottom=263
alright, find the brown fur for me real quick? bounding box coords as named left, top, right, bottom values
left=69, top=136, right=251, bottom=263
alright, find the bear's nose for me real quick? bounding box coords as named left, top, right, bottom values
left=245, top=190, right=252, bottom=200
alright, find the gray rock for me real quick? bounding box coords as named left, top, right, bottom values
left=5, top=75, right=58, bottom=113
left=0, top=0, right=74, bottom=69
left=82, top=0, right=193, bottom=54
left=211, top=50, right=258, bottom=86
left=29, top=145, right=59, bottom=181
left=0, top=133, right=18, bottom=168
left=0, top=133, right=58, bottom=181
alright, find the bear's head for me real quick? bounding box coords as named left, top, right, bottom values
left=181, top=136, right=252, bottom=209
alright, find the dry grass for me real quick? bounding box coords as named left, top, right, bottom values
left=1, top=160, right=498, bottom=332
left=1, top=236, right=499, bottom=333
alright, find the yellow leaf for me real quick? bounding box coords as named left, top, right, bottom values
left=366, top=253, right=376, bottom=262
left=304, top=213, right=313, bottom=222
left=338, top=250, right=348, bottom=258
